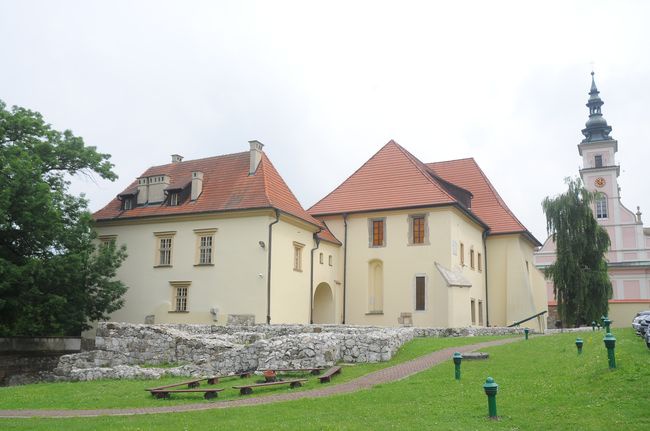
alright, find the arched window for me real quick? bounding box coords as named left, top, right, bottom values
left=596, top=194, right=608, bottom=219
left=368, top=260, right=384, bottom=313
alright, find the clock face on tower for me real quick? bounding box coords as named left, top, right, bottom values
left=594, top=177, right=606, bottom=188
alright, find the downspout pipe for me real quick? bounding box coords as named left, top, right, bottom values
left=266, top=209, right=280, bottom=325
left=342, top=213, right=348, bottom=324
left=482, top=229, right=490, bottom=327
left=310, top=234, right=321, bottom=324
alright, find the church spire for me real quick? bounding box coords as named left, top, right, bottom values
left=581, top=71, right=613, bottom=143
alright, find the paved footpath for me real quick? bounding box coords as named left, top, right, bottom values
left=0, top=337, right=520, bottom=418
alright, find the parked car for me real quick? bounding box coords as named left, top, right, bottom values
left=645, top=325, right=650, bottom=349
left=633, top=310, right=650, bottom=334
left=639, top=315, right=650, bottom=337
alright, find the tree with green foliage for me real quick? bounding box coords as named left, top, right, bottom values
left=542, top=177, right=612, bottom=327
left=0, top=100, right=128, bottom=336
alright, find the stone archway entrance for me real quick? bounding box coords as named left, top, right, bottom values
left=313, top=282, right=335, bottom=324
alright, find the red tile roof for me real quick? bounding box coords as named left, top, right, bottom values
left=93, top=151, right=321, bottom=228
left=308, top=140, right=466, bottom=216
left=308, top=140, right=538, bottom=245
left=427, top=158, right=540, bottom=244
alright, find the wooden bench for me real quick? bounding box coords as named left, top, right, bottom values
left=233, top=378, right=307, bottom=395
left=146, top=372, right=253, bottom=392
left=318, top=366, right=342, bottom=383
left=149, top=388, right=225, bottom=400
left=261, top=368, right=324, bottom=376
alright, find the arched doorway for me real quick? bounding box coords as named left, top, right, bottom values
left=313, top=282, right=335, bottom=324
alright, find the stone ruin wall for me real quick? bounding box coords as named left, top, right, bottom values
left=6, top=323, right=526, bottom=385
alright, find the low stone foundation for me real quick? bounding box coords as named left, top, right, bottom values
left=5, top=323, right=527, bottom=385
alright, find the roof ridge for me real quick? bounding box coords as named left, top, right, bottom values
left=391, top=142, right=458, bottom=203
left=308, top=141, right=394, bottom=212
left=144, top=151, right=248, bottom=173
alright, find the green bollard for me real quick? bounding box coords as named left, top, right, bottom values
left=575, top=338, right=583, bottom=354
left=524, top=328, right=529, bottom=340
left=483, top=377, right=499, bottom=418
left=591, top=321, right=596, bottom=331
left=603, top=333, right=616, bottom=369
left=603, top=318, right=611, bottom=334
left=452, top=352, right=462, bottom=380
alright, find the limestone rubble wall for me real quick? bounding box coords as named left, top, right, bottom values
left=7, top=323, right=526, bottom=385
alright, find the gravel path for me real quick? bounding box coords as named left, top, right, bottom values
left=0, top=337, right=520, bottom=418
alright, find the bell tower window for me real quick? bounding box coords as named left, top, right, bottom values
left=596, top=195, right=608, bottom=219
left=594, top=154, right=603, bottom=168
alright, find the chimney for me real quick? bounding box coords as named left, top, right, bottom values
left=171, top=154, right=184, bottom=163
left=248, top=140, right=264, bottom=175
left=137, top=177, right=149, bottom=204
left=191, top=171, right=204, bottom=201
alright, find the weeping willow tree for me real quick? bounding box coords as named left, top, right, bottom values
left=542, top=177, right=612, bottom=327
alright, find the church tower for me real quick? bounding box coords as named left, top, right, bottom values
left=578, top=72, right=620, bottom=221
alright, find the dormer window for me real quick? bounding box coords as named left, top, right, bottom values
left=123, top=199, right=133, bottom=210
left=595, top=155, right=603, bottom=168
left=169, top=192, right=180, bottom=206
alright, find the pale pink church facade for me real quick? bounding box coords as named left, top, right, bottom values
left=534, top=73, right=650, bottom=327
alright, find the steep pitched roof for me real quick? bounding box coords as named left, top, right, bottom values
left=93, top=151, right=321, bottom=228
left=309, top=140, right=473, bottom=216
left=427, top=158, right=540, bottom=244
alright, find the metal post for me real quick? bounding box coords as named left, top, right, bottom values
left=483, top=377, right=498, bottom=418
left=603, top=333, right=616, bottom=369
left=575, top=338, right=583, bottom=355
left=603, top=318, right=611, bottom=334
left=524, top=328, right=529, bottom=340
left=453, top=352, right=462, bottom=380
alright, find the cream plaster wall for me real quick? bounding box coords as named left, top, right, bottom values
left=96, top=211, right=275, bottom=325
left=312, top=240, right=343, bottom=323
left=609, top=302, right=650, bottom=328
left=487, top=234, right=547, bottom=331
left=324, top=207, right=486, bottom=327
left=267, top=215, right=316, bottom=324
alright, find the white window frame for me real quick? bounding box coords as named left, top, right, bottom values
left=194, top=228, right=217, bottom=266
left=169, top=281, right=191, bottom=313
left=154, top=231, right=176, bottom=267
left=596, top=194, right=608, bottom=219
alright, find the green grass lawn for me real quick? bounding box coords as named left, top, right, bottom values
left=1, top=329, right=649, bottom=430
left=0, top=334, right=505, bottom=410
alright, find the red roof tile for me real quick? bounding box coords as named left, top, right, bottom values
left=317, top=225, right=342, bottom=245
left=427, top=158, right=539, bottom=243
left=93, top=151, right=321, bottom=228
left=309, top=141, right=461, bottom=215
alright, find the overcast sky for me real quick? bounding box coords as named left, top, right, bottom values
left=1, top=1, right=649, bottom=242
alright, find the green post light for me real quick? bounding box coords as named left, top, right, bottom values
left=603, top=318, right=612, bottom=333
left=575, top=338, right=584, bottom=355
left=483, top=377, right=499, bottom=418
left=452, top=352, right=462, bottom=380
left=524, top=328, right=529, bottom=340
left=603, top=333, right=616, bottom=369
left=591, top=321, right=596, bottom=331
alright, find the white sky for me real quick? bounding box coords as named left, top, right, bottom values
left=1, top=0, right=649, bottom=242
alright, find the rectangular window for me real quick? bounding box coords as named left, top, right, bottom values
left=595, top=154, right=603, bottom=168
left=596, top=196, right=608, bottom=219
left=412, top=216, right=425, bottom=244
left=415, top=276, right=425, bottom=311
left=199, top=235, right=213, bottom=264
left=372, top=219, right=385, bottom=247
left=478, top=300, right=484, bottom=326
left=470, top=249, right=475, bottom=269
left=169, top=192, right=179, bottom=206
left=460, top=242, right=465, bottom=266
left=478, top=252, right=482, bottom=272
left=123, top=198, right=133, bottom=210
left=293, top=242, right=304, bottom=271
left=159, top=237, right=172, bottom=265
left=328, top=255, right=333, bottom=266
left=175, top=287, right=188, bottom=312
left=471, top=299, right=476, bottom=325
left=319, top=252, right=324, bottom=264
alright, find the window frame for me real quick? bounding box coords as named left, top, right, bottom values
left=414, top=275, right=426, bottom=312
left=470, top=248, right=475, bottom=270
left=594, top=154, right=603, bottom=168
left=169, top=281, right=191, bottom=313
left=154, top=231, right=176, bottom=267
left=319, top=252, right=324, bottom=264
left=123, top=198, right=133, bottom=210
left=193, top=228, right=217, bottom=266
left=293, top=242, right=305, bottom=272
left=477, top=252, right=483, bottom=272
left=460, top=242, right=465, bottom=266
left=368, top=218, right=386, bottom=247
left=328, top=255, right=333, bottom=266
left=470, top=298, right=476, bottom=325
left=595, top=194, right=608, bottom=219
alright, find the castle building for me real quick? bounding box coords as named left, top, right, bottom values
left=534, top=73, right=650, bottom=327
left=94, top=139, right=547, bottom=330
